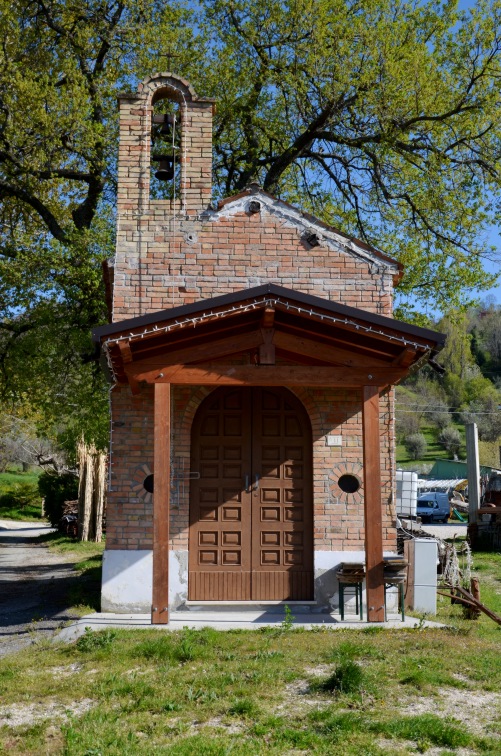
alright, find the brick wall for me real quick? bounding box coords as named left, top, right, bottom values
left=107, top=73, right=398, bottom=560
left=107, top=385, right=396, bottom=554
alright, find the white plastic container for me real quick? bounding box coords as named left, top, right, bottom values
left=405, top=538, right=438, bottom=614
left=396, top=469, right=418, bottom=519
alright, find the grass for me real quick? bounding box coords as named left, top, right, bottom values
left=0, top=468, right=44, bottom=521
left=396, top=423, right=466, bottom=468
left=0, top=468, right=40, bottom=493
left=0, top=549, right=500, bottom=754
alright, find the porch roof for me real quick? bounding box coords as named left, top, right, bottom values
left=92, top=284, right=445, bottom=389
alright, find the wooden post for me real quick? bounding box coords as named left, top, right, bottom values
left=362, top=386, right=385, bottom=622
left=152, top=382, right=171, bottom=624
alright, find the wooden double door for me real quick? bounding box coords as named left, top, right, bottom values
left=189, top=387, right=313, bottom=601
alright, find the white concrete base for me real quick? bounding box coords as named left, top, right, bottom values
left=102, top=550, right=188, bottom=612
left=56, top=611, right=445, bottom=644
left=101, top=548, right=398, bottom=614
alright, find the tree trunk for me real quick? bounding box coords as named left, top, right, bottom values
left=93, top=452, right=106, bottom=543
left=78, top=445, right=96, bottom=541
left=77, top=439, right=106, bottom=542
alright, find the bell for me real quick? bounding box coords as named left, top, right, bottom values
left=160, top=114, right=174, bottom=137
left=152, top=113, right=175, bottom=138
left=152, top=153, right=174, bottom=181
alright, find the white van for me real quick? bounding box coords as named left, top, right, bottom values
left=416, top=492, right=450, bottom=523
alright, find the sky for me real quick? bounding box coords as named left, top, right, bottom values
left=458, top=6, right=501, bottom=305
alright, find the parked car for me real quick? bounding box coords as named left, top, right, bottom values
left=417, top=492, right=450, bottom=523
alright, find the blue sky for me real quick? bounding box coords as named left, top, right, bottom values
left=459, top=5, right=501, bottom=304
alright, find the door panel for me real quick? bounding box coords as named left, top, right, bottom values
left=251, top=389, right=313, bottom=600
left=189, top=387, right=313, bottom=601
left=189, top=388, right=252, bottom=600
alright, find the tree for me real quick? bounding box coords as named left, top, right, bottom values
left=404, top=433, right=427, bottom=461
left=0, top=0, right=195, bottom=443
left=204, top=0, right=501, bottom=314
left=2, top=0, right=501, bottom=435
left=438, top=426, right=462, bottom=458
left=461, top=392, right=501, bottom=441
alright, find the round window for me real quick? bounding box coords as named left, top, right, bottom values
left=338, top=474, right=360, bottom=494
left=143, top=474, right=154, bottom=494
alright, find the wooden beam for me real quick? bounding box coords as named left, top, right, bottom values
left=261, top=307, right=275, bottom=328
left=362, top=385, right=385, bottom=622
left=136, top=364, right=406, bottom=386
left=152, top=382, right=171, bottom=625
left=121, top=315, right=261, bottom=362
left=392, top=347, right=417, bottom=368
left=124, top=331, right=264, bottom=381
left=117, top=341, right=141, bottom=394
left=117, top=339, right=133, bottom=364
left=274, top=301, right=425, bottom=349
left=273, top=330, right=392, bottom=368
left=275, top=318, right=403, bottom=363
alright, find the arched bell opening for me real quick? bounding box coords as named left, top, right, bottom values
left=150, top=97, right=182, bottom=201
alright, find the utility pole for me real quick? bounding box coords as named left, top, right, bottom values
left=466, top=423, right=480, bottom=524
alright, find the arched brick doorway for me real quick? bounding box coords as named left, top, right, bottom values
left=189, top=386, right=313, bottom=601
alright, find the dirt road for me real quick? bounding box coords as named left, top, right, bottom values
left=0, top=520, right=83, bottom=657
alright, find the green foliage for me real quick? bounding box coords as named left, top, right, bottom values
left=318, top=660, right=365, bottom=695
left=204, top=0, right=501, bottom=311
left=228, top=697, right=259, bottom=716
left=76, top=627, right=117, bottom=653
left=0, top=480, right=43, bottom=521
left=1, top=0, right=501, bottom=444
left=404, top=433, right=427, bottom=460
left=438, top=426, right=462, bottom=457
left=0, top=480, right=39, bottom=508
left=280, top=604, right=295, bottom=632
left=37, top=470, right=78, bottom=526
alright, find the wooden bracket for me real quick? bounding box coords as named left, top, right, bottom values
left=117, top=339, right=133, bottom=364
left=392, top=347, right=417, bottom=368
left=259, top=328, right=275, bottom=365
left=261, top=307, right=275, bottom=329
left=117, top=340, right=140, bottom=394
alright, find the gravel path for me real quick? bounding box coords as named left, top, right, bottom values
left=0, top=520, right=83, bottom=657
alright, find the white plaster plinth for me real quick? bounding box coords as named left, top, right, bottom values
left=101, top=548, right=397, bottom=613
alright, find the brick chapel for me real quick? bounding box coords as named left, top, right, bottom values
left=93, top=73, right=445, bottom=623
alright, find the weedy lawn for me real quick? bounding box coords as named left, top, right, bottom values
left=0, top=551, right=500, bottom=755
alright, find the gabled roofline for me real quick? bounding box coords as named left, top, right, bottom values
left=212, top=186, right=403, bottom=283
left=93, top=283, right=444, bottom=349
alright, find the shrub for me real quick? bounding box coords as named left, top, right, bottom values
left=404, top=433, right=427, bottom=460
left=319, top=661, right=365, bottom=694
left=76, top=627, right=117, bottom=652
left=0, top=481, right=41, bottom=510
left=438, top=426, right=462, bottom=457
left=38, top=471, right=78, bottom=526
